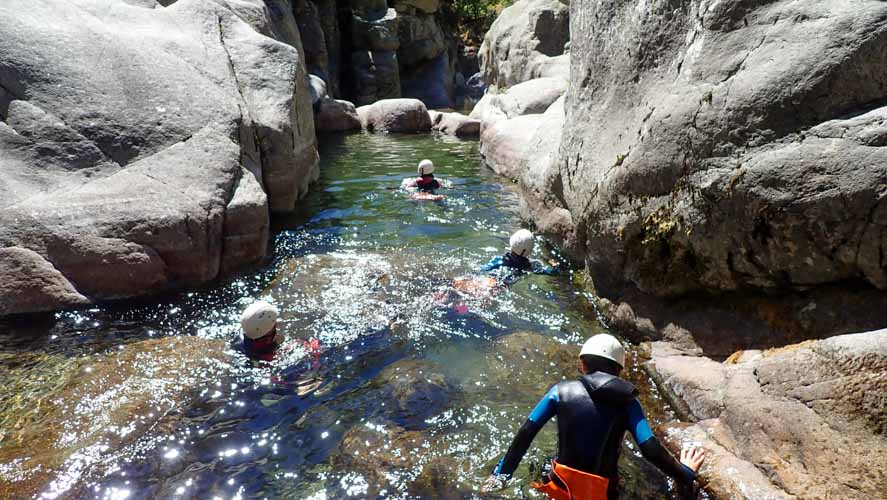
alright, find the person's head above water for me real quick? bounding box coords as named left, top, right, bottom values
left=417, top=159, right=434, bottom=177
left=509, top=229, right=535, bottom=258
left=579, top=333, right=625, bottom=376
left=240, top=300, right=279, bottom=339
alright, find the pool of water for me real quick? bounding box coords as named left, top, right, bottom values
left=0, top=132, right=679, bottom=499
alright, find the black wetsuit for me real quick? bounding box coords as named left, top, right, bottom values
left=415, top=175, right=441, bottom=193
left=493, top=372, right=696, bottom=499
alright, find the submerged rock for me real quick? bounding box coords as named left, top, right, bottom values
left=482, top=331, right=579, bottom=397
left=0, top=0, right=319, bottom=315
left=372, top=359, right=460, bottom=429
left=333, top=424, right=473, bottom=498
left=0, top=336, right=230, bottom=498
left=358, top=98, right=432, bottom=133
left=649, top=330, right=887, bottom=498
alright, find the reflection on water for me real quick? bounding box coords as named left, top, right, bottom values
left=0, top=132, right=678, bottom=499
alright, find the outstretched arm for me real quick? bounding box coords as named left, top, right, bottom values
left=483, top=385, right=558, bottom=490
left=627, top=399, right=701, bottom=485
left=531, top=260, right=559, bottom=276
left=481, top=255, right=504, bottom=272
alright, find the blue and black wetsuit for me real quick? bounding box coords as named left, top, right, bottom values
left=481, top=251, right=556, bottom=285
left=492, top=372, right=696, bottom=499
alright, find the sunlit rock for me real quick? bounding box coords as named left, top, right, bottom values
left=650, top=330, right=887, bottom=498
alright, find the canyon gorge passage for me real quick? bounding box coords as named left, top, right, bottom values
left=1, top=1, right=886, bottom=499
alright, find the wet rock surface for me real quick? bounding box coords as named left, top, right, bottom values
left=0, top=336, right=230, bottom=498
left=649, top=330, right=887, bottom=498
left=0, top=0, right=319, bottom=315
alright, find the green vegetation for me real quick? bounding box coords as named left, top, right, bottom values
left=442, top=0, right=513, bottom=44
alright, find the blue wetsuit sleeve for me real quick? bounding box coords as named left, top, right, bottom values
left=627, top=398, right=654, bottom=444
left=531, top=260, right=558, bottom=276
left=481, top=255, right=504, bottom=273
left=630, top=399, right=697, bottom=484
left=493, top=385, right=558, bottom=476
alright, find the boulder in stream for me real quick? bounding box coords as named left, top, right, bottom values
left=358, top=98, right=433, bottom=133
left=430, top=111, right=480, bottom=139
left=315, top=98, right=362, bottom=133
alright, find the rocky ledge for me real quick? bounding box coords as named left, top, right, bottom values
left=649, top=330, right=887, bottom=498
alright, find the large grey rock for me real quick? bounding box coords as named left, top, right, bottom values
left=315, top=98, right=362, bottom=132
left=481, top=115, right=546, bottom=179
left=0, top=0, right=317, bottom=315
left=546, top=0, right=887, bottom=301
left=400, top=51, right=453, bottom=109
left=308, top=74, right=328, bottom=106
left=649, top=330, right=887, bottom=498
left=478, top=79, right=567, bottom=180
left=352, top=7, right=400, bottom=52
left=293, top=0, right=331, bottom=84
left=358, top=98, right=432, bottom=133
left=470, top=77, right=566, bottom=131
left=349, top=50, right=402, bottom=105
left=396, top=9, right=446, bottom=68
left=479, top=0, right=570, bottom=89
left=391, top=0, right=440, bottom=14
left=430, top=111, right=480, bottom=139
left=517, top=97, right=578, bottom=253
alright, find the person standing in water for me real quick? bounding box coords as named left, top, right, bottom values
left=483, top=334, right=706, bottom=499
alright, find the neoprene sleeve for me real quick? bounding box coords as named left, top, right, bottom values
left=496, top=418, right=546, bottom=477
left=638, top=437, right=697, bottom=485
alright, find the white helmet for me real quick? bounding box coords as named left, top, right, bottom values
left=579, top=334, right=625, bottom=368
left=418, top=159, right=434, bottom=176
left=240, top=301, right=279, bottom=339
left=509, top=229, right=535, bottom=257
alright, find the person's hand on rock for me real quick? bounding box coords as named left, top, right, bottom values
left=680, top=445, right=706, bottom=472
left=480, top=474, right=505, bottom=493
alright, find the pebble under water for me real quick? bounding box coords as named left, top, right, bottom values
left=0, top=132, right=683, bottom=499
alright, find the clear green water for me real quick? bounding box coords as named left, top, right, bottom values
left=0, top=132, right=677, bottom=499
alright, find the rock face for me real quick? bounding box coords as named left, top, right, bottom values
left=479, top=0, right=570, bottom=90
left=649, top=330, right=887, bottom=498
left=282, top=0, right=459, bottom=107
left=552, top=0, right=887, bottom=300
left=476, top=78, right=568, bottom=204
left=358, top=98, right=432, bottom=133
left=0, top=0, right=319, bottom=316
left=0, top=336, right=230, bottom=498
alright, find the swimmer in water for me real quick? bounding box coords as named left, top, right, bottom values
left=401, top=159, right=448, bottom=200
left=445, top=229, right=559, bottom=307
left=479, top=229, right=558, bottom=285
left=240, top=300, right=282, bottom=362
